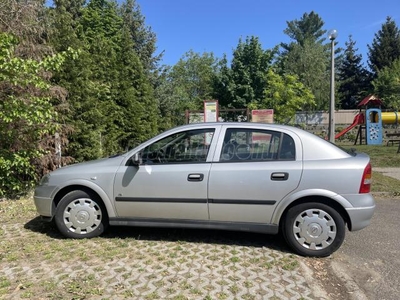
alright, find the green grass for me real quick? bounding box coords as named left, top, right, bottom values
left=339, top=143, right=400, bottom=168
left=371, top=172, right=400, bottom=195
left=338, top=143, right=400, bottom=196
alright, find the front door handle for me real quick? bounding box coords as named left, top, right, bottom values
left=271, top=172, right=289, bottom=181
left=188, top=173, right=204, bottom=182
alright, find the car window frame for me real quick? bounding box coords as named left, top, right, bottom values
left=213, top=126, right=297, bottom=163
left=125, top=125, right=222, bottom=166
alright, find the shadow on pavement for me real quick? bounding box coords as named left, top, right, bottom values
left=24, top=216, right=292, bottom=254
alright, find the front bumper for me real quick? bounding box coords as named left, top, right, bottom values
left=33, top=185, right=57, bottom=217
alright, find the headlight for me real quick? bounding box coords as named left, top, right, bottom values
left=39, top=174, right=50, bottom=186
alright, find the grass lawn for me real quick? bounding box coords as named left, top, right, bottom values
left=338, top=143, right=400, bottom=195
left=339, top=143, right=400, bottom=168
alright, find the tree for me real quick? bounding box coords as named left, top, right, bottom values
left=248, top=70, right=315, bottom=124
left=281, top=11, right=326, bottom=51
left=368, top=16, right=400, bottom=76
left=0, top=0, right=74, bottom=185
left=118, top=0, right=160, bottom=74
left=279, top=12, right=334, bottom=110
left=0, top=0, right=52, bottom=58
left=50, top=0, right=159, bottom=161
left=114, top=25, right=158, bottom=149
left=154, top=50, right=219, bottom=129
left=0, top=33, right=71, bottom=197
left=337, top=36, right=371, bottom=109
left=215, top=36, right=276, bottom=109
left=372, top=58, right=400, bottom=110
left=282, top=39, right=330, bottom=110
left=171, top=50, right=218, bottom=107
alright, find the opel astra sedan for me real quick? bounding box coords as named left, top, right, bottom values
left=34, top=122, right=375, bottom=257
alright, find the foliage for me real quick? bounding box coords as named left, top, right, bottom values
left=337, top=36, right=371, bottom=109
left=0, top=33, right=70, bottom=197
left=50, top=0, right=159, bottom=161
left=372, top=58, right=400, bottom=110
left=281, top=11, right=326, bottom=50
left=282, top=39, right=330, bottom=110
left=4, top=2, right=400, bottom=199
left=214, top=36, right=276, bottom=109
left=0, top=0, right=52, bottom=58
left=368, top=16, right=400, bottom=77
left=154, top=51, right=219, bottom=130
left=172, top=51, right=218, bottom=107
left=248, top=70, right=315, bottom=124
left=279, top=12, right=334, bottom=110
left=119, top=0, right=160, bottom=74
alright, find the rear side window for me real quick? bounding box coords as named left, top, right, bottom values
left=220, top=129, right=295, bottom=162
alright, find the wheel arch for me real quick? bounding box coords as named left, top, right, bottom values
left=274, top=194, right=352, bottom=231
left=52, top=183, right=116, bottom=219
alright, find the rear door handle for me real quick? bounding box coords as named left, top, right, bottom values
left=188, top=173, right=204, bottom=181
left=271, top=172, right=289, bottom=181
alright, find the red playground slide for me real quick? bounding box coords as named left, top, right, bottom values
left=335, top=113, right=364, bottom=139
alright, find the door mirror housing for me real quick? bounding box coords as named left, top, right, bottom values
left=131, top=152, right=142, bottom=166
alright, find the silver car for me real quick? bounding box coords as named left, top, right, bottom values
left=34, top=123, right=375, bottom=257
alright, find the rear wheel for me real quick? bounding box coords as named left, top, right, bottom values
left=55, top=190, right=108, bottom=238
left=283, top=202, right=345, bottom=257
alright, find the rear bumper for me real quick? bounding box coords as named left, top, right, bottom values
left=346, top=204, right=375, bottom=231
left=341, top=193, right=375, bottom=231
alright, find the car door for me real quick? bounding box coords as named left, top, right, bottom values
left=113, top=127, right=219, bottom=220
left=208, top=126, right=302, bottom=224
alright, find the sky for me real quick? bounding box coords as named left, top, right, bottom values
left=135, top=0, right=400, bottom=67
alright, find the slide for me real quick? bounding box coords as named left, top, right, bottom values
left=335, top=113, right=364, bottom=139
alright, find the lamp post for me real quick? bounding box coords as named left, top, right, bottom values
left=328, top=29, right=337, bottom=143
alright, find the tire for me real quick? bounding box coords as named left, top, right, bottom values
left=55, top=190, right=108, bottom=239
left=283, top=202, right=345, bottom=257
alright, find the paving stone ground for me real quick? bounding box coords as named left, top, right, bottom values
left=0, top=214, right=320, bottom=300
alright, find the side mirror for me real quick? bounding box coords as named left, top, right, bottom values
left=131, top=152, right=142, bottom=166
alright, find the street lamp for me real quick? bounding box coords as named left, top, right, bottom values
left=328, top=29, right=337, bottom=143
left=328, top=30, right=338, bottom=143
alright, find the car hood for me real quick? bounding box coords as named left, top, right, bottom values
left=50, top=155, right=125, bottom=176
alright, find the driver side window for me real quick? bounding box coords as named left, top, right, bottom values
left=141, top=129, right=215, bottom=164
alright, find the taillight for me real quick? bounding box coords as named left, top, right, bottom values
left=359, top=163, right=372, bottom=193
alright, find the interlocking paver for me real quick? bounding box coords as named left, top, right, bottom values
left=0, top=218, right=320, bottom=299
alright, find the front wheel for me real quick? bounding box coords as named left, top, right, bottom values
left=55, top=190, right=108, bottom=238
left=283, top=202, right=345, bottom=257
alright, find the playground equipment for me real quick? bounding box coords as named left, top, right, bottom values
left=335, top=95, right=400, bottom=145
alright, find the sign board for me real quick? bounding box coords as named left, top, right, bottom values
left=204, top=100, right=219, bottom=144
left=251, top=109, right=274, bottom=123
left=251, top=109, right=274, bottom=143
left=204, top=100, right=219, bottom=122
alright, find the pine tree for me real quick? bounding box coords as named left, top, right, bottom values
left=50, top=0, right=159, bottom=160
left=368, top=16, right=400, bottom=76
left=281, top=11, right=327, bottom=51
left=279, top=12, right=335, bottom=110
left=373, top=58, right=400, bottom=110
left=338, top=36, right=371, bottom=109
left=118, top=0, right=160, bottom=73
